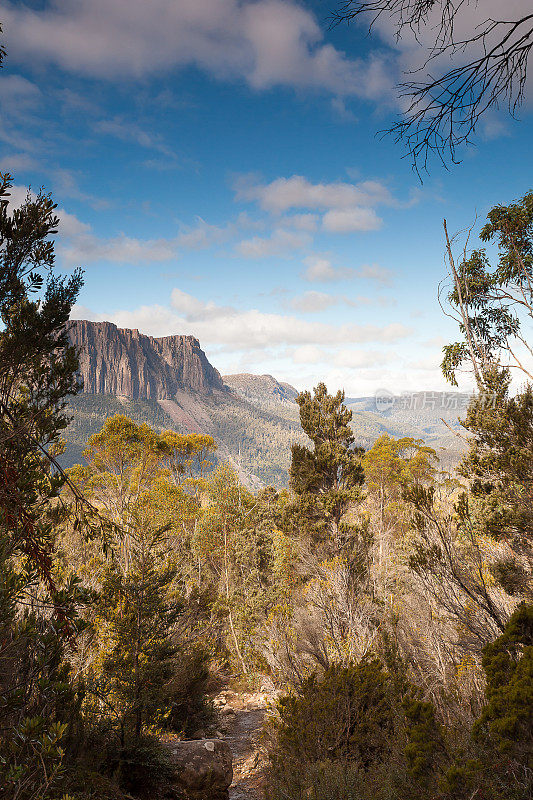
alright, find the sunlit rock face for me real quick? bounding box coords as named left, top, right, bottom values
left=67, top=319, right=225, bottom=399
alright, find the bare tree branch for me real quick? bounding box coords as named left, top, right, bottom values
left=331, top=1, right=533, bottom=170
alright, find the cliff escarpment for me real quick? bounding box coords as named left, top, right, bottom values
left=67, top=320, right=225, bottom=399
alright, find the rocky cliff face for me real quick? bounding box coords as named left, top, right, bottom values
left=67, top=320, right=225, bottom=398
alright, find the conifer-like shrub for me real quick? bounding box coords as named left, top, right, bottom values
left=265, top=661, right=418, bottom=800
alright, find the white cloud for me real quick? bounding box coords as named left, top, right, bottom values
left=0, top=153, right=39, bottom=173
left=302, top=255, right=354, bottom=282
left=290, top=290, right=385, bottom=313
left=0, top=74, right=41, bottom=110
left=95, top=116, right=177, bottom=159
left=61, top=233, right=178, bottom=265
left=322, top=206, right=382, bottom=232
left=236, top=174, right=393, bottom=213
left=176, top=213, right=258, bottom=250
left=170, top=288, right=234, bottom=320
left=0, top=75, right=45, bottom=153
left=333, top=349, right=393, bottom=368
left=236, top=228, right=311, bottom=258
left=291, top=290, right=338, bottom=313
left=0, top=0, right=393, bottom=99
left=57, top=209, right=92, bottom=238
left=285, top=345, right=394, bottom=370
left=235, top=174, right=398, bottom=235
left=302, top=255, right=394, bottom=286
left=53, top=207, right=180, bottom=265
left=291, top=344, right=326, bottom=364
left=72, top=289, right=412, bottom=350
left=357, top=263, right=394, bottom=286
left=283, top=213, right=319, bottom=232
left=39, top=204, right=256, bottom=265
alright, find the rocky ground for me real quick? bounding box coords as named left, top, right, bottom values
left=213, top=690, right=269, bottom=800
left=161, top=687, right=272, bottom=799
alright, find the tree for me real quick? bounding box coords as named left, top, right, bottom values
left=67, top=416, right=212, bottom=745
left=0, top=172, right=83, bottom=608
left=194, top=462, right=256, bottom=673
left=363, top=434, right=436, bottom=537
left=332, top=0, right=533, bottom=169
left=406, top=482, right=512, bottom=648
left=289, top=383, right=364, bottom=551
left=89, top=538, right=181, bottom=743
left=0, top=171, right=87, bottom=798
left=158, top=429, right=216, bottom=494
left=442, top=191, right=533, bottom=388
left=476, top=603, right=533, bottom=764
left=439, top=192, right=533, bottom=605
left=67, top=415, right=206, bottom=565
left=441, top=604, right=533, bottom=800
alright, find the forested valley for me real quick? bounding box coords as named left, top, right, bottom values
left=2, top=178, right=533, bottom=799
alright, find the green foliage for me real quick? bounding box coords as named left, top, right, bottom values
left=455, top=374, right=533, bottom=597
left=265, top=759, right=410, bottom=800
left=88, top=555, right=181, bottom=741
left=363, top=434, right=437, bottom=534
left=403, top=697, right=445, bottom=784
left=194, top=464, right=294, bottom=673
left=475, top=603, right=533, bottom=763
left=289, top=383, right=364, bottom=550
left=442, top=191, right=533, bottom=386
left=266, top=613, right=533, bottom=800
left=0, top=172, right=89, bottom=799
left=0, top=718, right=69, bottom=800
left=0, top=171, right=83, bottom=607
left=266, top=661, right=421, bottom=800
left=66, top=415, right=212, bottom=744
left=101, top=734, right=173, bottom=795
left=276, top=662, right=395, bottom=765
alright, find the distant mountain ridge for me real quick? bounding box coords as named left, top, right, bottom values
left=223, top=373, right=298, bottom=405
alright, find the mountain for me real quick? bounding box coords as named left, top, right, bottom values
left=223, top=373, right=298, bottom=406
left=344, top=392, right=468, bottom=470
left=67, top=320, right=224, bottom=398
left=63, top=320, right=467, bottom=487
left=63, top=320, right=306, bottom=488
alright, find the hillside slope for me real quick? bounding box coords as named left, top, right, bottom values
left=63, top=321, right=467, bottom=486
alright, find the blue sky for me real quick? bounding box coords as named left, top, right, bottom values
left=1, top=0, right=532, bottom=396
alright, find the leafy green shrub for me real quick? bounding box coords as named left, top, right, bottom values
left=72, top=726, right=172, bottom=797
left=274, top=662, right=395, bottom=766
left=403, top=697, right=445, bottom=782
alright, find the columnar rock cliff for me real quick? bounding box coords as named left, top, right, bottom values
left=67, top=320, right=225, bottom=398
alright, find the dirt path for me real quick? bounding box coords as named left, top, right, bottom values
left=214, top=693, right=267, bottom=800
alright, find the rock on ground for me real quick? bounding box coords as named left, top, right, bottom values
left=167, top=738, right=233, bottom=799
